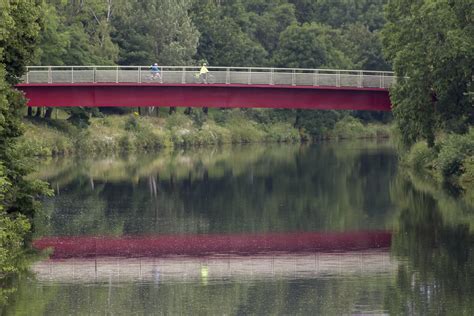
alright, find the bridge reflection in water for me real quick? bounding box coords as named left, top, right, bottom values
left=32, top=231, right=394, bottom=283
left=33, top=252, right=394, bottom=284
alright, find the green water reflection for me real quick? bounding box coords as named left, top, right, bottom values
left=33, top=142, right=398, bottom=237
left=2, top=141, right=473, bottom=315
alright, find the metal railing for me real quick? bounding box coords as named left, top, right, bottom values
left=23, top=66, right=395, bottom=89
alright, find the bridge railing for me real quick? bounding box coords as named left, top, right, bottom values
left=23, top=66, right=395, bottom=89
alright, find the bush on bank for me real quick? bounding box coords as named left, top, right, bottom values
left=329, top=116, right=390, bottom=139
left=403, top=128, right=474, bottom=187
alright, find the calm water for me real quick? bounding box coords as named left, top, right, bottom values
left=3, top=141, right=474, bottom=315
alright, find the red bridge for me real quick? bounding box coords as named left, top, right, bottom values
left=17, top=66, right=394, bottom=111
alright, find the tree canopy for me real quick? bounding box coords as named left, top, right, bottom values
left=382, top=0, right=474, bottom=146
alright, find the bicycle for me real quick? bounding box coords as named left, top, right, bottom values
left=145, top=72, right=162, bottom=82
left=193, top=72, right=215, bottom=84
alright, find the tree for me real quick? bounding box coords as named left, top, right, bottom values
left=273, top=22, right=352, bottom=69
left=382, top=0, right=474, bottom=146
left=0, top=0, right=41, bottom=84
left=34, top=2, right=70, bottom=65
left=341, top=23, right=390, bottom=71
left=0, top=0, right=49, bottom=214
left=191, top=0, right=267, bottom=66
left=0, top=1, right=50, bottom=301
left=51, top=0, right=121, bottom=65
left=288, top=0, right=388, bottom=31
left=250, top=2, right=297, bottom=54
left=113, top=0, right=198, bottom=65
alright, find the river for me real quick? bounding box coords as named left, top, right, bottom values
left=3, top=141, right=474, bottom=315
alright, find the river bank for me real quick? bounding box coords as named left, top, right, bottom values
left=18, top=109, right=391, bottom=157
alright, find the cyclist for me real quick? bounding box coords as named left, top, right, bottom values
left=150, top=63, right=161, bottom=81
left=199, top=62, right=209, bottom=83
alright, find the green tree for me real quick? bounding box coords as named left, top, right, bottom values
left=341, top=23, right=390, bottom=71
left=0, top=0, right=51, bottom=306
left=249, top=1, right=297, bottom=54
left=44, top=0, right=119, bottom=65
left=0, top=0, right=49, bottom=217
left=191, top=0, right=267, bottom=66
left=382, top=0, right=474, bottom=146
left=273, top=23, right=352, bottom=69
left=289, top=0, right=387, bottom=31
left=113, top=0, right=198, bottom=65
left=34, top=2, right=70, bottom=65
left=0, top=0, right=41, bottom=83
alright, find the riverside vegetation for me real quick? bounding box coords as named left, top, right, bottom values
left=19, top=109, right=391, bottom=156
left=382, top=1, right=473, bottom=187
left=401, top=129, right=474, bottom=192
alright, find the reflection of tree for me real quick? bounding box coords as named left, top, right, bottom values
left=34, top=142, right=398, bottom=236
left=387, top=176, right=474, bottom=315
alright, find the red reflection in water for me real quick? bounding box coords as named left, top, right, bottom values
left=33, top=231, right=391, bottom=259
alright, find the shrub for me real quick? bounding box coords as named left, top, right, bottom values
left=240, top=108, right=272, bottom=124
left=435, top=131, right=474, bottom=177
left=118, top=134, right=133, bottom=151
left=227, top=118, right=265, bottom=143
left=0, top=212, right=31, bottom=276
left=165, top=112, right=192, bottom=130
left=405, top=141, right=436, bottom=169
left=265, top=123, right=300, bottom=142
left=331, top=116, right=369, bottom=139
left=18, top=121, right=74, bottom=156
left=212, top=109, right=232, bottom=125
left=295, top=110, right=342, bottom=139
left=134, top=129, right=172, bottom=150
left=460, top=156, right=474, bottom=185
left=190, top=110, right=207, bottom=128
left=124, top=114, right=140, bottom=131
left=67, top=111, right=90, bottom=128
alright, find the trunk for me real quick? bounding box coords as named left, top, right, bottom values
left=35, top=107, right=42, bottom=117
left=184, top=107, right=192, bottom=115
left=169, top=107, right=176, bottom=115
left=27, top=107, right=32, bottom=117
left=106, top=0, right=112, bottom=22
left=44, top=107, right=53, bottom=119
left=294, top=109, right=302, bottom=127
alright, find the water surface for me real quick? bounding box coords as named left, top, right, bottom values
left=4, top=141, right=474, bottom=315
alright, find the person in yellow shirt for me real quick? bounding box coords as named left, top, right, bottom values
left=199, top=62, right=209, bottom=83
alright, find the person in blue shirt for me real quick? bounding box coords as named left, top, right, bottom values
left=150, top=63, right=161, bottom=81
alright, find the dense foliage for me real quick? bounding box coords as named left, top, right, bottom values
left=0, top=0, right=50, bottom=302
left=382, top=0, right=474, bottom=147
left=0, top=0, right=48, bottom=217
